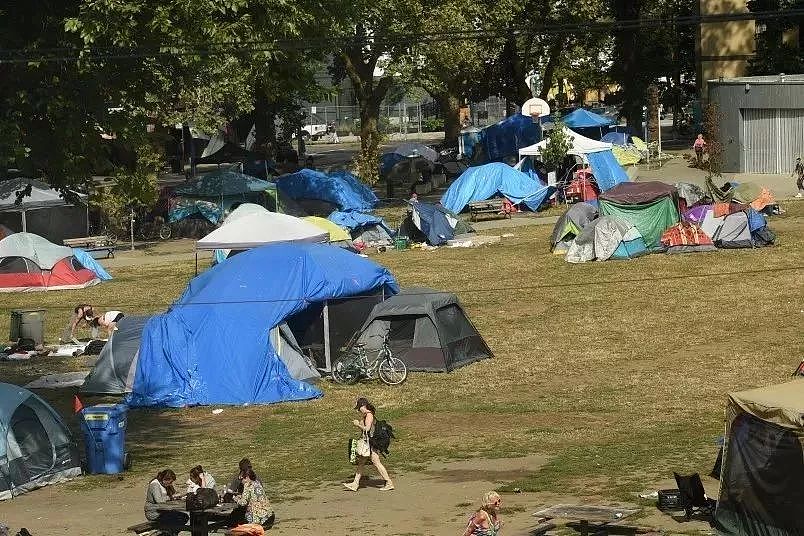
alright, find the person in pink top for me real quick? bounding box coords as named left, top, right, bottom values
left=693, top=134, right=707, bottom=167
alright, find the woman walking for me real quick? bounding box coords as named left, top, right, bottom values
left=343, top=397, right=394, bottom=492
left=462, top=491, right=503, bottom=536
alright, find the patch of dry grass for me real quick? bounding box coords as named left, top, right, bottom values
left=0, top=204, right=801, bottom=500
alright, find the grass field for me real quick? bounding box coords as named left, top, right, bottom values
left=0, top=203, right=802, bottom=502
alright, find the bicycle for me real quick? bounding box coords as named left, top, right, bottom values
left=332, top=335, right=408, bottom=386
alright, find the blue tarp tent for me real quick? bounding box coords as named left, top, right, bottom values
left=127, top=243, right=398, bottom=407
left=328, top=211, right=393, bottom=234
left=440, top=163, right=551, bottom=213
left=587, top=151, right=630, bottom=191
left=562, top=109, right=615, bottom=129
left=600, top=132, right=631, bottom=146
left=478, top=115, right=541, bottom=163
left=73, top=249, right=112, bottom=281
left=406, top=202, right=456, bottom=246
left=276, top=169, right=378, bottom=212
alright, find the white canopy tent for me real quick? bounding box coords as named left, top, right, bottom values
left=518, top=127, right=613, bottom=159
left=0, top=179, right=88, bottom=239
left=196, top=203, right=328, bottom=251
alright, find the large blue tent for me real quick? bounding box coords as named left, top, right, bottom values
left=440, top=163, right=551, bottom=213
left=127, top=243, right=398, bottom=407
left=276, top=169, right=378, bottom=212
left=472, top=115, right=541, bottom=163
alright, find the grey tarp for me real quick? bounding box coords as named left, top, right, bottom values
left=550, top=202, right=598, bottom=247
left=271, top=324, right=320, bottom=382
left=0, top=382, right=81, bottom=500
left=81, top=316, right=149, bottom=395
left=711, top=212, right=753, bottom=248
left=599, top=181, right=677, bottom=204
left=565, top=218, right=600, bottom=263
left=674, top=182, right=706, bottom=207
left=715, top=380, right=804, bottom=536
left=357, top=287, right=492, bottom=372
left=0, top=179, right=88, bottom=244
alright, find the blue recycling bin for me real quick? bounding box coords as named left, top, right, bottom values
left=79, top=403, right=128, bottom=474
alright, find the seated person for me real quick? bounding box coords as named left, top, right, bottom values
left=234, top=469, right=274, bottom=528
left=227, top=458, right=260, bottom=526
left=91, top=310, right=125, bottom=337
left=145, top=469, right=188, bottom=528
left=186, top=465, right=216, bottom=494
left=63, top=304, right=96, bottom=343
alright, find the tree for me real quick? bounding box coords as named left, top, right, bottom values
left=610, top=0, right=646, bottom=129
left=540, top=118, right=572, bottom=172
left=747, top=0, right=804, bottom=74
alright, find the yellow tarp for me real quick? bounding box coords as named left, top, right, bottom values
left=303, top=216, right=351, bottom=242
left=612, top=146, right=641, bottom=166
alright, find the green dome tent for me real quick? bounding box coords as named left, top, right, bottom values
left=598, top=182, right=679, bottom=249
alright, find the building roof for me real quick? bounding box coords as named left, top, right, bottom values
left=708, top=74, right=804, bottom=85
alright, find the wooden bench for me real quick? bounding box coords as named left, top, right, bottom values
left=467, top=199, right=511, bottom=222
left=63, top=236, right=116, bottom=259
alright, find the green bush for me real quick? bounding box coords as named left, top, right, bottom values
left=420, top=118, right=444, bottom=132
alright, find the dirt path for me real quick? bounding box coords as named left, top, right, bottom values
left=0, top=455, right=712, bottom=536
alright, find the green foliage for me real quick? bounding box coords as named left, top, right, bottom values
left=747, top=0, right=804, bottom=74
left=352, top=131, right=386, bottom=186
left=421, top=118, right=445, bottom=133
left=541, top=118, right=572, bottom=171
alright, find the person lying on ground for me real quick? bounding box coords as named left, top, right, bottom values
left=145, top=469, right=188, bottom=530
left=462, top=491, right=503, bottom=536
left=186, top=465, right=217, bottom=494
left=63, top=304, right=95, bottom=343
left=91, top=310, right=124, bottom=337
left=234, top=469, right=274, bottom=528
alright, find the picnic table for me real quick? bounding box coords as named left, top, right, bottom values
left=154, top=500, right=236, bottom=536
left=467, top=199, right=511, bottom=222
left=63, top=235, right=117, bottom=259
left=532, top=504, right=639, bottom=536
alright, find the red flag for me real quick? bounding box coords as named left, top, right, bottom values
left=73, top=395, right=84, bottom=414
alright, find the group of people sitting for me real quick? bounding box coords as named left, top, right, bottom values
left=64, top=303, right=124, bottom=342
left=144, top=458, right=274, bottom=532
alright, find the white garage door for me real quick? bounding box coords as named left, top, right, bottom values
left=742, top=108, right=804, bottom=173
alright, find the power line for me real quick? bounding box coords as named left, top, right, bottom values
left=0, top=9, right=801, bottom=64
left=37, top=264, right=804, bottom=311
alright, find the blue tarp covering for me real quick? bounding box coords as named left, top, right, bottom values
left=440, top=163, right=551, bottom=213
left=168, top=199, right=224, bottom=224
left=328, top=211, right=393, bottom=235
left=379, top=153, right=406, bottom=176
left=127, top=243, right=398, bottom=407
left=73, top=249, right=112, bottom=280
left=587, top=150, right=630, bottom=191
left=481, top=115, right=541, bottom=163
left=276, top=169, right=378, bottom=212
left=746, top=208, right=767, bottom=232
left=600, top=132, right=630, bottom=146
left=562, top=109, right=615, bottom=128
left=409, top=202, right=455, bottom=246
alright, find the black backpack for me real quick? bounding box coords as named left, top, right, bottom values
left=370, top=419, right=395, bottom=456
left=185, top=488, right=219, bottom=511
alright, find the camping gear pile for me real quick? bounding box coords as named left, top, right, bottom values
left=275, top=168, right=394, bottom=247
left=551, top=181, right=776, bottom=263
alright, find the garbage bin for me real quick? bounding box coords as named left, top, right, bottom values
left=9, top=309, right=45, bottom=345
left=79, top=403, right=129, bottom=474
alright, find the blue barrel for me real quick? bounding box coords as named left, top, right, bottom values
left=79, top=403, right=128, bottom=474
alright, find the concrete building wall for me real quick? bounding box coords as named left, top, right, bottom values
left=696, top=0, right=756, bottom=98
left=709, top=77, right=804, bottom=172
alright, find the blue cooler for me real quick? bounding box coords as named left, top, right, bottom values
left=80, top=403, right=129, bottom=474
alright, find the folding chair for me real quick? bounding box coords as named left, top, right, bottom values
left=673, top=472, right=716, bottom=520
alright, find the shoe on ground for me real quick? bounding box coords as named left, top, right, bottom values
left=379, top=482, right=395, bottom=491
left=342, top=482, right=359, bottom=492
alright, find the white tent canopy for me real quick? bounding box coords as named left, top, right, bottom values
left=196, top=203, right=328, bottom=250
left=0, top=179, right=87, bottom=233
left=519, top=127, right=613, bottom=158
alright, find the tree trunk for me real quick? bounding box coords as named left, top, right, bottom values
left=613, top=0, right=644, bottom=129
left=539, top=38, right=565, bottom=101
left=253, top=85, right=276, bottom=155
left=433, top=93, right=461, bottom=146
left=359, top=99, right=381, bottom=154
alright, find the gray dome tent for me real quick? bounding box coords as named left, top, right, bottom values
left=356, top=287, right=492, bottom=372
left=82, top=317, right=318, bottom=395
left=0, top=383, right=81, bottom=500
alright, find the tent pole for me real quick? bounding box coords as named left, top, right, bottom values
left=323, top=301, right=331, bottom=372
left=194, top=251, right=198, bottom=276
left=21, top=210, right=27, bottom=232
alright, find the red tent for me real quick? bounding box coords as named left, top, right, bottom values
left=0, top=233, right=99, bottom=292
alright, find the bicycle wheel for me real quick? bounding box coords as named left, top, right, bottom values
left=378, top=355, right=407, bottom=385
left=158, top=224, right=172, bottom=240
left=332, top=357, right=361, bottom=385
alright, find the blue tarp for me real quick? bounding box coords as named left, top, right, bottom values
left=746, top=208, right=767, bottom=232
left=73, top=249, right=112, bottom=281
left=562, top=109, right=615, bottom=128
left=481, top=115, right=541, bottom=163
left=409, top=202, right=455, bottom=246
left=440, top=163, right=551, bottom=213
left=168, top=199, right=224, bottom=224
left=276, top=169, right=378, bottom=212
left=587, top=150, right=630, bottom=191
left=379, top=153, right=406, bottom=176
left=600, top=132, right=630, bottom=146
left=328, top=211, right=393, bottom=235
left=127, top=243, right=398, bottom=407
